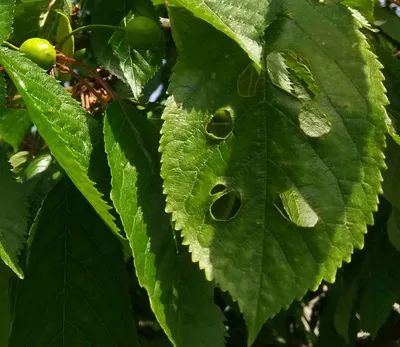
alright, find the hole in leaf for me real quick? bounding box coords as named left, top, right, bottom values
left=210, top=184, right=227, bottom=195
left=299, top=103, right=331, bottom=138
left=237, top=63, right=260, bottom=97
left=275, top=189, right=319, bottom=228
left=206, top=107, right=233, bottom=140
left=266, top=51, right=319, bottom=101
left=266, top=52, right=293, bottom=95
left=210, top=191, right=241, bottom=221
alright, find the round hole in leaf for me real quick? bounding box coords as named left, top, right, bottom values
left=273, top=190, right=318, bottom=228
left=266, top=51, right=318, bottom=101
left=210, top=191, right=241, bottom=221
left=206, top=107, right=233, bottom=140
left=210, top=184, right=227, bottom=195
left=299, top=103, right=331, bottom=138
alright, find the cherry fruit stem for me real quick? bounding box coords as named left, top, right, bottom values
left=2, top=41, right=19, bottom=51
left=58, top=24, right=125, bottom=47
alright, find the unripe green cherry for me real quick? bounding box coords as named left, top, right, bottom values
left=125, top=16, right=162, bottom=50
left=19, top=38, right=56, bottom=70
left=74, top=48, right=87, bottom=61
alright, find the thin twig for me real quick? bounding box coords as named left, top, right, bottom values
left=57, top=63, right=106, bottom=107
left=56, top=53, right=117, bottom=100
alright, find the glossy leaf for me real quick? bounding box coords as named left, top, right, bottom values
left=0, top=108, right=31, bottom=152
left=374, top=4, right=400, bottom=43
left=0, top=148, right=28, bottom=279
left=22, top=154, right=64, bottom=224
left=11, top=0, right=72, bottom=45
left=332, top=226, right=400, bottom=337
left=0, top=47, right=120, bottom=235
left=343, top=0, right=374, bottom=22
left=11, top=0, right=48, bottom=44
left=315, top=276, right=358, bottom=347
left=383, top=138, right=400, bottom=210
left=377, top=42, right=400, bottom=247
left=317, top=225, right=400, bottom=342
left=91, top=0, right=163, bottom=98
left=357, top=229, right=400, bottom=336
left=24, top=153, right=52, bottom=180
left=0, top=261, right=12, bottom=347
left=55, top=9, right=74, bottom=57
left=161, top=3, right=387, bottom=343
left=104, top=101, right=226, bottom=347
left=374, top=42, right=400, bottom=140
left=0, top=71, right=5, bottom=112
left=9, top=178, right=140, bottom=347
left=333, top=277, right=359, bottom=342
left=0, top=0, right=14, bottom=43
left=168, top=0, right=279, bottom=69
left=388, top=207, right=400, bottom=251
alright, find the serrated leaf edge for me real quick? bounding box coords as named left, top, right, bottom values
left=158, top=15, right=389, bottom=344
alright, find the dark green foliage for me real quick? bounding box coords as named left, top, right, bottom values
left=9, top=178, right=140, bottom=346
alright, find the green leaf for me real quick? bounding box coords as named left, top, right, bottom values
left=11, top=0, right=47, bottom=44
left=315, top=277, right=357, bottom=347
left=41, top=0, right=73, bottom=43
left=168, top=0, right=279, bottom=70
left=22, top=153, right=64, bottom=223
left=91, top=0, right=163, bottom=99
left=0, top=0, right=14, bottom=43
left=55, top=9, right=74, bottom=57
left=373, top=43, right=400, bottom=141
left=358, top=227, right=400, bottom=336
left=388, top=207, right=400, bottom=252
left=383, top=137, right=400, bottom=209
left=342, top=0, right=374, bottom=22
left=1, top=63, right=31, bottom=153
left=0, top=262, right=12, bottom=347
left=0, top=148, right=28, bottom=279
left=0, top=71, right=6, bottom=111
left=11, top=0, right=71, bottom=45
left=9, top=150, right=29, bottom=177
left=0, top=108, right=31, bottom=152
left=9, top=178, right=140, bottom=347
left=333, top=278, right=359, bottom=342
left=0, top=47, right=120, bottom=236
left=104, top=101, right=226, bottom=347
left=23, top=153, right=52, bottom=180
left=374, top=4, right=400, bottom=43
left=160, top=3, right=387, bottom=343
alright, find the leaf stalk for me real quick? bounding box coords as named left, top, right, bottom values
left=2, top=41, right=19, bottom=51
left=57, top=24, right=126, bottom=47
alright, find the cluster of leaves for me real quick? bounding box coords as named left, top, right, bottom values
left=0, top=0, right=400, bottom=346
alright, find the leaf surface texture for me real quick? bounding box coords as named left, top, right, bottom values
left=160, top=3, right=387, bottom=342
left=104, top=101, right=226, bottom=347
left=9, top=178, right=140, bottom=347
left=0, top=48, right=119, bottom=235
left=0, top=149, right=28, bottom=278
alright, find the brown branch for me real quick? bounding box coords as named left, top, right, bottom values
left=56, top=53, right=117, bottom=100
left=56, top=64, right=105, bottom=107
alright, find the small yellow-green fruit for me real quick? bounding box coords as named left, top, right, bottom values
left=125, top=16, right=162, bottom=50
left=74, top=48, right=87, bottom=61
left=19, top=38, right=56, bottom=70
